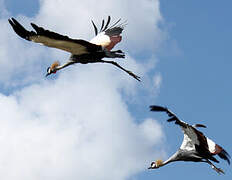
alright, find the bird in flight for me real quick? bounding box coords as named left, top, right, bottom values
left=148, top=105, right=230, bottom=174
left=8, top=16, right=140, bottom=81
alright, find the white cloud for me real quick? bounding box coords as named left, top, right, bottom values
left=0, top=0, right=166, bottom=179
left=0, top=71, right=165, bottom=180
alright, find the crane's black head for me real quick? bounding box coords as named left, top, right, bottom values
left=46, top=67, right=56, bottom=77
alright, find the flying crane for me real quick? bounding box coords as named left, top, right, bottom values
left=8, top=16, right=140, bottom=81
left=148, top=105, right=230, bottom=174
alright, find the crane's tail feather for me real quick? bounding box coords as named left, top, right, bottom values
left=193, top=124, right=207, bottom=128
left=218, top=149, right=231, bottom=165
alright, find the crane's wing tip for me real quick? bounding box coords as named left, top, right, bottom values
left=8, top=17, right=14, bottom=21
left=8, top=18, right=17, bottom=25
left=149, top=105, right=167, bottom=112
left=8, top=18, right=13, bottom=24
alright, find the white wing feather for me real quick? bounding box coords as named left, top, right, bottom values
left=180, top=126, right=199, bottom=151
left=90, top=32, right=111, bottom=47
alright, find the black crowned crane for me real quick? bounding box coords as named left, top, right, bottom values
left=8, top=16, right=140, bottom=81
left=148, top=105, right=230, bottom=174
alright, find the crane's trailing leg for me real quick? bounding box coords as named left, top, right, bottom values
left=205, top=160, right=225, bottom=174
left=98, top=60, right=140, bottom=81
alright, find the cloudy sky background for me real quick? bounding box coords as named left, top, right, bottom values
left=0, top=0, right=231, bottom=180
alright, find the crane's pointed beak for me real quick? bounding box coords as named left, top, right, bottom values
left=45, top=72, right=50, bottom=77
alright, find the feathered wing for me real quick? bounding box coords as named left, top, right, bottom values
left=90, top=16, right=125, bottom=50
left=149, top=105, right=188, bottom=128
left=150, top=105, right=201, bottom=150
left=8, top=18, right=102, bottom=55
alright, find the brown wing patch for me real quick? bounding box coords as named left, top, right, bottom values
left=105, top=35, right=122, bottom=50
left=30, top=36, right=89, bottom=55
left=213, top=144, right=223, bottom=155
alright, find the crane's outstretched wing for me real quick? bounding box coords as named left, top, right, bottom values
left=149, top=105, right=188, bottom=128
left=149, top=105, right=227, bottom=163
left=8, top=18, right=102, bottom=55
left=90, top=16, right=125, bottom=50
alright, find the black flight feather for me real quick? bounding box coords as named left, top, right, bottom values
left=8, top=18, right=35, bottom=40
left=102, top=16, right=111, bottom=31
left=149, top=105, right=167, bottom=112
left=194, top=124, right=207, bottom=128
left=91, top=20, right=98, bottom=36
left=218, top=149, right=231, bottom=165
left=100, top=19, right=105, bottom=32
left=167, top=116, right=177, bottom=122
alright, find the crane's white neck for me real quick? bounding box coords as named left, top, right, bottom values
left=55, top=61, right=75, bottom=71
left=162, top=151, right=179, bottom=166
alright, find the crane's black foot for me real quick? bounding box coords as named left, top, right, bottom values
left=115, top=53, right=125, bottom=58
left=126, top=70, right=141, bottom=82
left=211, top=165, right=225, bottom=175
left=114, top=50, right=123, bottom=53
left=206, top=160, right=225, bottom=175
left=105, top=50, right=125, bottom=58
left=113, top=50, right=125, bottom=58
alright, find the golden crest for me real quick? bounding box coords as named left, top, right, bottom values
left=50, top=61, right=60, bottom=70
left=155, top=160, right=163, bottom=167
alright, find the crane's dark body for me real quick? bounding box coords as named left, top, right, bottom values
left=70, top=50, right=121, bottom=64
left=70, top=52, right=106, bottom=64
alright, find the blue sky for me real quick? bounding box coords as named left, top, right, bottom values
left=0, top=0, right=231, bottom=179
left=149, top=1, right=232, bottom=179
